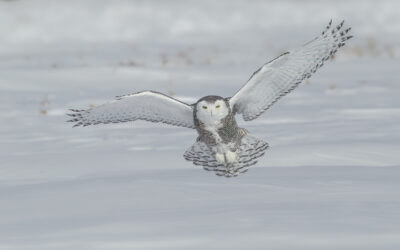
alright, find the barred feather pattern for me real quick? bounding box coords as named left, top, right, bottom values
left=67, top=91, right=195, bottom=128
left=184, top=134, right=269, bottom=177
left=229, top=20, right=353, bottom=121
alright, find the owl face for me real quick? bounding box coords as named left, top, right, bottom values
left=195, top=96, right=230, bottom=126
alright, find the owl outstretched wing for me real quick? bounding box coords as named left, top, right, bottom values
left=229, top=20, right=352, bottom=121
left=68, top=91, right=195, bottom=128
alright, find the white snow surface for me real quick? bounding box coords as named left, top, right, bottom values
left=1, top=0, right=400, bottom=249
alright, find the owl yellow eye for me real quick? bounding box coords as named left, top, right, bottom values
left=202, top=106, right=207, bottom=109
left=215, top=105, right=220, bottom=108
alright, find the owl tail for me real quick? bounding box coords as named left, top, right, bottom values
left=183, top=134, right=269, bottom=177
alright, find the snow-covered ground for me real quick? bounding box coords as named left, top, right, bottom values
left=1, top=0, right=400, bottom=249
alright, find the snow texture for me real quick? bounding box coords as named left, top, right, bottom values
left=0, top=0, right=400, bottom=249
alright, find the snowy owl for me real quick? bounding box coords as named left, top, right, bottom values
left=68, top=20, right=352, bottom=177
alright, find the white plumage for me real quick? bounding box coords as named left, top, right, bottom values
left=229, top=20, right=351, bottom=120
left=68, top=20, right=352, bottom=177
left=69, top=91, right=194, bottom=128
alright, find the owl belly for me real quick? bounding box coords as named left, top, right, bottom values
left=202, top=124, right=239, bottom=166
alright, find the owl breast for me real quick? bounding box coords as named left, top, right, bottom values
left=196, top=113, right=245, bottom=165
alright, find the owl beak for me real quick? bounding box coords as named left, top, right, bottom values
left=210, top=111, right=213, bottom=116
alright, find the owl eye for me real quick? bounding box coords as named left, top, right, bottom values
left=202, top=106, right=207, bottom=109
left=215, top=105, right=221, bottom=108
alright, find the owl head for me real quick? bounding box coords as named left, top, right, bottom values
left=194, top=96, right=230, bottom=126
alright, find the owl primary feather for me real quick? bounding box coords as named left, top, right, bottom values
left=68, top=20, right=352, bottom=177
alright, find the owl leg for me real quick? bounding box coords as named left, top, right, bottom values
left=214, top=142, right=238, bottom=166
left=215, top=152, right=226, bottom=165
left=215, top=150, right=237, bottom=166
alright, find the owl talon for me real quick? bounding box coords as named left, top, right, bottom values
left=225, top=150, right=238, bottom=164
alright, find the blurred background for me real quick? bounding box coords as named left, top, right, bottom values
left=1, top=0, right=399, bottom=249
